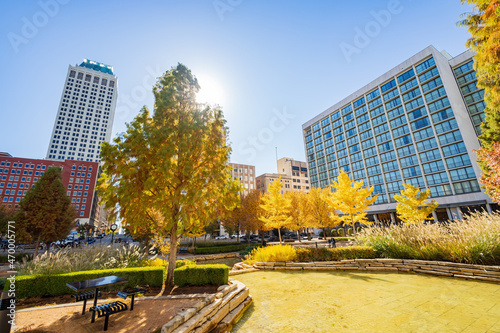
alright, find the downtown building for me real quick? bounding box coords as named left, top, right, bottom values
left=302, top=45, right=497, bottom=223
left=256, top=158, right=310, bottom=194
left=0, top=152, right=99, bottom=226
left=229, top=162, right=256, bottom=195
left=46, top=59, right=118, bottom=163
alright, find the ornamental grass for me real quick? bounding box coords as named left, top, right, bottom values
left=356, top=211, right=500, bottom=265
left=18, top=244, right=148, bottom=275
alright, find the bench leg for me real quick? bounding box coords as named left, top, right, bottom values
left=93, top=288, right=99, bottom=308
left=104, top=314, right=109, bottom=331
left=91, top=310, right=96, bottom=323
left=130, top=294, right=135, bottom=311
left=82, top=298, right=87, bottom=315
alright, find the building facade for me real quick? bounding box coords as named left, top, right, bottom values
left=46, top=59, right=118, bottom=163
left=228, top=162, right=256, bottom=195
left=277, top=157, right=310, bottom=192
left=0, top=153, right=99, bottom=225
left=302, top=45, right=496, bottom=222
left=256, top=173, right=293, bottom=194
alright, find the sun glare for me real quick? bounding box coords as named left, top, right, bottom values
left=195, top=73, right=227, bottom=107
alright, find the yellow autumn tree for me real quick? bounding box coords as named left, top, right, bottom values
left=223, top=190, right=267, bottom=242
left=459, top=0, right=500, bottom=202
left=306, top=187, right=342, bottom=240
left=330, top=171, right=377, bottom=236
left=285, top=190, right=309, bottom=241
left=260, top=176, right=292, bottom=244
left=393, top=184, right=439, bottom=225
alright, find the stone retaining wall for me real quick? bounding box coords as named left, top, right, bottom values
left=162, top=279, right=251, bottom=333
left=251, top=259, right=500, bottom=283
left=187, top=253, right=239, bottom=262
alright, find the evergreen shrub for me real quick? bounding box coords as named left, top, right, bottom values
left=173, top=264, right=229, bottom=287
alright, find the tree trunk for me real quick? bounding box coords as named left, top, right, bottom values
left=33, top=235, right=41, bottom=259
left=352, top=216, right=356, bottom=237
left=166, top=222, right=178, bottom=287
left=278, top=228, right=282, bottom=244
left=298, top=230, right=301, bottom=243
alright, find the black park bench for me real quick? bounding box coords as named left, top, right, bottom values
left=71, top=290, right=101, bottom=315
left=117, top=287, right=147, bottom=311
left=90, top=301, right=128, bottom=331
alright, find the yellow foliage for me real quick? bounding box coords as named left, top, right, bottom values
left=285, top=190, right=309, bottom=232
left=330, top=171, right=377, bottom=235
left=305, top=187, right=342, bottom=229
left=244, top=244, right=297, bottom=264
left=260, top=176, right=293, bottom=243
left=144, top=258, right=168, bottom=267
left=393, top=184, right=438, bottom=225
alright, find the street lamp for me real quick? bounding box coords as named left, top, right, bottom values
left=110, top=223, right=118, bottom=245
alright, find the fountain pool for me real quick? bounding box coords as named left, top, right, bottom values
left=231, top=270, right=500, bottom=332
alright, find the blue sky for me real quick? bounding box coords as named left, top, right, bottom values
left=0, top=0, right=474, bottom=176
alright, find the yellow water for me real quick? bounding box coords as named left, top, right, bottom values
left=231, top=271, right=500, bottom=333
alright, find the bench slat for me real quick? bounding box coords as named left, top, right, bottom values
left=90, top=301, right=128, bottom=331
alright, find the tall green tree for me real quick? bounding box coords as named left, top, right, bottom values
left=459, top=0, right=500, bottom=201
left=16, top=167, right=76, bottom=257
left=98, top=64, right=239, bottom=287
left=393, top=184, right=439, bottom=225
left=330, top=171, right=377, bottom=236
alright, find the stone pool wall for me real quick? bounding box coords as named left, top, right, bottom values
left=249, top=259, right=500, bottom=283
left=185, top=252, right=239, bottom=262
left=161, top=279, right=251, bottom=333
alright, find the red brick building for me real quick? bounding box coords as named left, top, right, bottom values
left=0, top=152, right=99, bottom=225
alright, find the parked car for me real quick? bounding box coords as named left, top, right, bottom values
left=230, top=234, right=244, bottom=239
left=0, top=239, right=9, bottom=250
left=215, top=235, right=228, bottom=240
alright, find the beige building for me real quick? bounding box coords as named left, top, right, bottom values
left=256, top=173, right=292, bottom=194
left=228, top=162, right=255, bottom=195
left=277, top=157, right=310, bottom=192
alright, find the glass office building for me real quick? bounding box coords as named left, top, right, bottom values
left=302, top=46, right=495, bottom=222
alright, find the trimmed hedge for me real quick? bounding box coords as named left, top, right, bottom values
left=295, top=246, right=376, bottom=262
left=10, top=266, right=165, bottom=299
left=174, top=264, right=228, bottom=287
left=187, top=241, right=240, bottom=248
left=0, top=254, right=32, bottom=263
left=194, top=243, right=261, bottom=254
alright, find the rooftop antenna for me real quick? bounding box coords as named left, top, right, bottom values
left=275, top=147, right=278, bottom=173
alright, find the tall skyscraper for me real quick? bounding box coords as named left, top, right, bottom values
left=302, top=45, right=497, bottom=223
left=46, top=59, right=118, bottom=163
